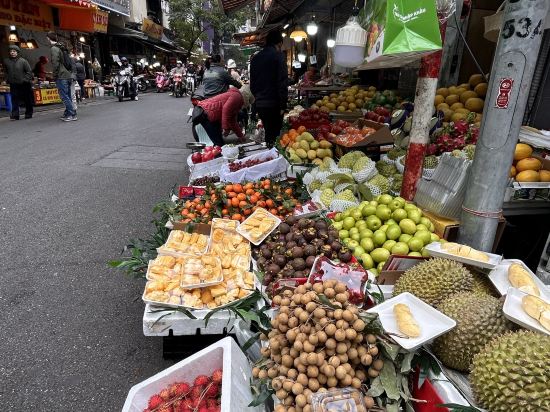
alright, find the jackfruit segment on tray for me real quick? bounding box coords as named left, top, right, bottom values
left=393, top=303, right=420, bottom=338
left=508, top=263, right=540, bottom=296
left=441, top=242, right=490, bottom=262
left=238, top=208, right=279, bottom=242
left=522, top=294, right=550, bottom=331
left=158, top=230, right=209, bottom=255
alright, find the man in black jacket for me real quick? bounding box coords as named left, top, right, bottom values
left=4, top=45, right=34, bottom=120
left=250, top=31, right=288, bottom=148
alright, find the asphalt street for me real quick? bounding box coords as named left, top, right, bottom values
left=0, top=93, right=195, bottom=411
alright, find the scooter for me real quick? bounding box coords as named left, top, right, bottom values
left=155, top=72, right=170, bottom=93
left=186, top=73, right=196, bottom=96
left=134, top=74, right=149, bottom=93
left=172, top=73, right=184, bottom=98
left=115, top=67, right=137, bottom=102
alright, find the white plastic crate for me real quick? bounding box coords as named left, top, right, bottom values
left=122, top=337, right=262, bottom=412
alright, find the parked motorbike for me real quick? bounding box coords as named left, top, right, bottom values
left=172, top=73, right=184, bottom=98
left=134, top=74, right=149, bottom=93
left=155, top=72, right=171, bottom=93
left=186, top=73, right=196, bottom=96
left=115, top=68, right=137, bottom=102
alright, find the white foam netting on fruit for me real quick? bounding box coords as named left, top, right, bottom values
left=422, top=167, right=437, bottom=180
left=310, top=189, right=322, bottom=204
left=333, top=167, right=353, bottom=175
left=302, top=172, right=315, bottom=186
left=334, top=183, right=354, bottom=193
left=352, top=161, right=378, bottom=183
left=314, top=170, right=332, bottom=181
left=395, top=156, right=406, bottom=174
left=365, top=183, right=383, bottom=197
left=329, top=199, right=358, bottom=212
left=380, top=154, right=395, bottom=165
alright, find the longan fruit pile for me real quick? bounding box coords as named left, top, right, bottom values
left=253, top=280, right=381, bottom=412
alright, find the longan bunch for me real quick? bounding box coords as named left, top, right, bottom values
left=253, top=280, right=381, bottom=412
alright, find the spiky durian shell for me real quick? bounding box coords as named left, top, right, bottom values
left=433, top=292, right=514, bottom=371
left=392, top=258, right=473, bottom=306
left=470, top=331, right=550, bottom=412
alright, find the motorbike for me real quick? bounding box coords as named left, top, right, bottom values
left=115, top=67, right=137, bottom=102
left=172, top=73, right=184, bottom=98
left=155, top=72, right=171, bottom=93
left=186, top=73, right=196, bottom=95
left=134, top=74, right=149, bottom=93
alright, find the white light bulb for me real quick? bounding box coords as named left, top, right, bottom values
left=326, top=39, right=335, bottom=48
left=298, top=53, right=306, bottom=63
left=306, top=22, right=318, bottom=36
left=281, top=32, right=287, bottom=37
left=294, top=36, right=303, bottom=42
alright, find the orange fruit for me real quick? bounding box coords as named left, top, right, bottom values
left=233, top=184, right=243, bottom=193
left=237, top=193, right=246, bottom=201
left=231, top=197, right=240, bottom=207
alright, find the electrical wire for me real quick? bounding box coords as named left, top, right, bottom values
left=453, top=13, right=489, bottom=82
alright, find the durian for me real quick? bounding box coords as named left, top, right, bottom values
left=471, top=271, right=499, bottom=297
left=470, top=331, right=550, bottom=412
left=433, top=292, right=514, bottom=371
left=392, top=258, right=473, bottom=306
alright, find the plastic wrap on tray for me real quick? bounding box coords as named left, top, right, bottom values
left=180, top=254, right=223, bottom=288
left=311, top=388, right=367, bottom=411
left=158, top=230, right=209, bottom=256
left=146, top=255, right=185, bottom=281
left=236, top=208, right=281, bottom=245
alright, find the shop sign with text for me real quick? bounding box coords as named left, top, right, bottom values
left=0, top=0, right=53, bottom=31
left=142, top=17, right=163, bottom=40
left=91, top=0, right=129, bottom=16
left=93, top=9, right=108, bottom=33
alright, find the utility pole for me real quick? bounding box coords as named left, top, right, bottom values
left=458, top=0, right=550, bottom=250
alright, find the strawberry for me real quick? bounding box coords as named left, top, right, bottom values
left=148, top=394, right=165, bottom=410
left=211, top=369, right=222, bottom=384
left=194, top=375, right=210, bottom=386
left=204, top=384, right=219, bottom=398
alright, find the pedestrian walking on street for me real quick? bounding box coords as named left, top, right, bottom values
left=250, top=31, right=288, bottom=148
left=46, top=31, right=77, bottom=121
left=75, top=60, right=86, bottom=100
left=192, top=85, right=254, bottom=146
left=3, top=45, right=34, bottom=120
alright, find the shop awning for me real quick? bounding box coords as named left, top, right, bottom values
left=218, top=0, right=255, bottom=15
left=40, top=0, right=95, bottom=8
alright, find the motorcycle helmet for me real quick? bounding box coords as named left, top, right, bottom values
left=227, top=59, right=236, bottom=69
left=177, top=60, right=182, bottom=66
left=120, top=57, right=128, bottom=64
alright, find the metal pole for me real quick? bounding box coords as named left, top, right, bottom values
left=458, top=0, right=550, bottom=251
left=401, top=23, right=447, bottom=200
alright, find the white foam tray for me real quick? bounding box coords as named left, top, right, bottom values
left=425, top=242, right=501, bottom=270
left=489, top=259, right=550, bottom=300
left=503, top=287, right=550, bottom=336
left=367, top=292, right=456, bottom=351
left=122, top=337, right=262, bottom=412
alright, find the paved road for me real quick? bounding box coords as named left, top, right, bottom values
left=0, top=93, right=194, bottom=411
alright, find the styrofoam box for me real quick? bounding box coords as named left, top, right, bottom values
left=122, top=337, right=262, bottom=412
left=503, top=287, right=550, bottom=336
left=425, top=241, right=501, bottom=270
left=488, top=259, right=550, bottom=300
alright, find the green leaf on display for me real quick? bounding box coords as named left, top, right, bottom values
left=379, top=340, right=400, bottom=361
left=317, top=294, right=338, bottom=309
left=248, top=386, right=273, bottom=407
left=357, top=183, right=374, bottom=201
left=401, top=351, right=416, bottom=373
left=437, top=404, right=482, bottom=412
left=385, top=402, right=400, bottom=412
left=366, top=376, right=385, bottom=397
left=380, top=362, right=400, bottom=400
left=241, top=332, right=261, bottom=352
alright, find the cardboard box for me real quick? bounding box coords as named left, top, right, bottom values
left=334, top=119, right=394, bottom=158
left=377, top=255, right=429, bottom=298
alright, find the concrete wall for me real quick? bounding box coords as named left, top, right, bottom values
left=130, top=0, right=148, bottom=24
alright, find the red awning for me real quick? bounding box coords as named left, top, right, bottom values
left=39, top=0, right=95, bottom=8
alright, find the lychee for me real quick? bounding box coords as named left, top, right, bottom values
left=211, top=369, right=222, bottom=384
left=148, top=394, right=165, bottom=409
left=194, top=375, right=210, bottom=386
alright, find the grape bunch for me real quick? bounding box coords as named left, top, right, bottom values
left=228, top=157, right=274, bottom=172
left=190, top=175, right=220, bottom=186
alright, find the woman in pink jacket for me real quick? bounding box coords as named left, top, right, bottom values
left=192, top=85, right=253, bottom=146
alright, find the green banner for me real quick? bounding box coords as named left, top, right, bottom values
left=360, top=0, right=442, bottom=69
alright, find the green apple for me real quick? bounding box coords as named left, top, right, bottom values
left=334, top=213, right=343, bottom=222
left=420, top=217, right=431, bottom=227
left=404, top=203, right=417, bottom=211
left=408, top=237, right=424, bottom=252
left=388, top=199, right=402, bottom=211
left=360, top=237, right=375, bottom=252
left=408, top=251, right=422, bottom=257
left=339, top=229, right=349, bottom=239
left=371, top=247, right=390, bottom=263
left=430, top=233, right=440, bottom=242
left=351, top=233, right=361, bottom=242
left=351, top=208, right=363, bottom=221
left=399, top=234, right=413, bottom=243
left=407, top=209, right=421, bottom=224
left=377, top=261, right=386, bottom=272
left=429, top=222, right=435, bottom=232
left=353, top=246, right=366, bottom=257
left=414, top=230, right=432, bottom=246
left=369, top=200, right=378, bottom=207
left=376, top=205, right=392, bottom=221
left=374, top=195, right=381, bottom=202
left=349, top=227, right=359, bottom=236
left=359, top=228, right=373, bottom=239
left=386, top=225, right=402, bottom=240
left=332, top=221, right=343, bottom=230
left=348, top=239, right=359, bottom=250
left=383, top=240, right=396, bottom=251
left=355, top=220, right=367, bottom=230
left=416, top=224, right=428, bottom=232
left=379, top=224, right=389, bottom=232
left=373, top=230, right=387, bottom=246
left=370, top=268, right=379, bottom=276
left=360, top=253, right=374, bottom=269
left=391, top=208, right=408, bottom=222
left=378, top=194, right=393, bottom=205
left=366, top=215, right=382, bottom=231
left=391, top=242, right=409, bottom=255
left=421, top=247, right=430, bottom=257
left=342, top=238, right=351, bottom=246
left=342, top=210, right=351, bottom=219
left=361, top=204, right=377, bottom=217
left=385, top=218, right=397, bottom=226
left=399, top=218, right=417, bottom=235
left=343, top=217, right=356, bottom=230
left=359, top=201, right=370, bottom=208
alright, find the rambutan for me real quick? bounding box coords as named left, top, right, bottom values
left=206, top=399, right=218, bottom=408
left=198, top=408, right=209, bottom=412
left=159, top=389, right=171, bottom=400
left=175, top=382, right=190, bottom=396
left=194, top=375, right=210, bottom=387
left=148, top=394, right=165, bottom=409
left=190, top=385, right=204, bottom=400
left=211, top=369, right=222, bottom=384
left=207, top=406, right=221, bottom=412
left=204, top=384, right=219, bottom=398
left=157, top=405, right=173, bottom=412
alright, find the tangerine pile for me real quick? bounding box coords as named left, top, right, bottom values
left=179, top=179, right=301, bottom=224
left=280, top=126, right=307, bottom=148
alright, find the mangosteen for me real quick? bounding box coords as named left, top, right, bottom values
left=328, top=229, right=340, bottom=238
left=312, top=239, right=325, bottom=249
left=293, top=271, right=304, bottom=278
left=331, top=241, right=342, bottom=252
left=286, top=241, right=297, bottom=250
left=286, top=216, right=297, bottom=226
left=295, top=237, right=307, bottom=246
left=273, top=255, right=287, bottom=267
left=315, top=220, right=328, bottom=231
left=285, top=232, right=294, bottom=243
left=306, top=255, right=316, bottom=268
left=303, top=227, right=317, bottom=241
left=279, top=222, right=291, bottom=235
left=338, top=248, right=352, bottom=263
left=318, top=230, right=329, bottom=240
left=257, top=256, right=267, bottom=269
left=297, top=218, right=309, bottom=230
left=252, top=249, right=260, bottom=260
left=266, top=263, right=281, bottom=275
left=327, top=236, right=336, bottom=245
left=278, top=234, right=286, bottom=242
left=263, top=274, right=273, bottom=285
left=321, top=244, right=332, bottom=257
left=303, top=245, right=317, bottom=257
left=261, top=248, right=272, bottom=259
left=291, top=246, right=304, bottom=258
left=291, top=258, right=306, bottom=271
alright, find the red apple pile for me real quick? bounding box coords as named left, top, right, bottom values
left=228, top=156, right=274, bottom=172
left=191, top=146, right=222, bottom=164
left=143, top=369, right=223, bottom=412
left=365, top=106, right=391, bottom=123
left=289, top=108, right=330, bottom=129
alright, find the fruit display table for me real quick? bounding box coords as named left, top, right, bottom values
left=297, top=85, right=348, bottom=106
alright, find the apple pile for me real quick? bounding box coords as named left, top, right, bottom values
left=365, top=106, right=391, bottom=123
left=228, top=156, right=274, bottom=172
left=191, top=146, right=222, bottom=164
left=331, top=194, right=441, bottom=275
left=289, top=108, right=330, bottom=129
left=315, top=120, right=351, bottom=142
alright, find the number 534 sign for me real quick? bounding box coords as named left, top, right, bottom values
left=501, top=0, right=546, bottom=40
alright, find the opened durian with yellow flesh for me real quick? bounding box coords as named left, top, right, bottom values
left=441, top=242, right=489, bottom=262
left=522, top=294, right=550, bottom=331
left=393, top=303, right=421, bottom=338
left=508, top=263, right=540, bottom=296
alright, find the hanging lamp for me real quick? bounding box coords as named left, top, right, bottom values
left=334, top=4, right=367, bottom=68
left=290, top=26, right=307, bottom=43
left=306, top=16, right=318, bottom=36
